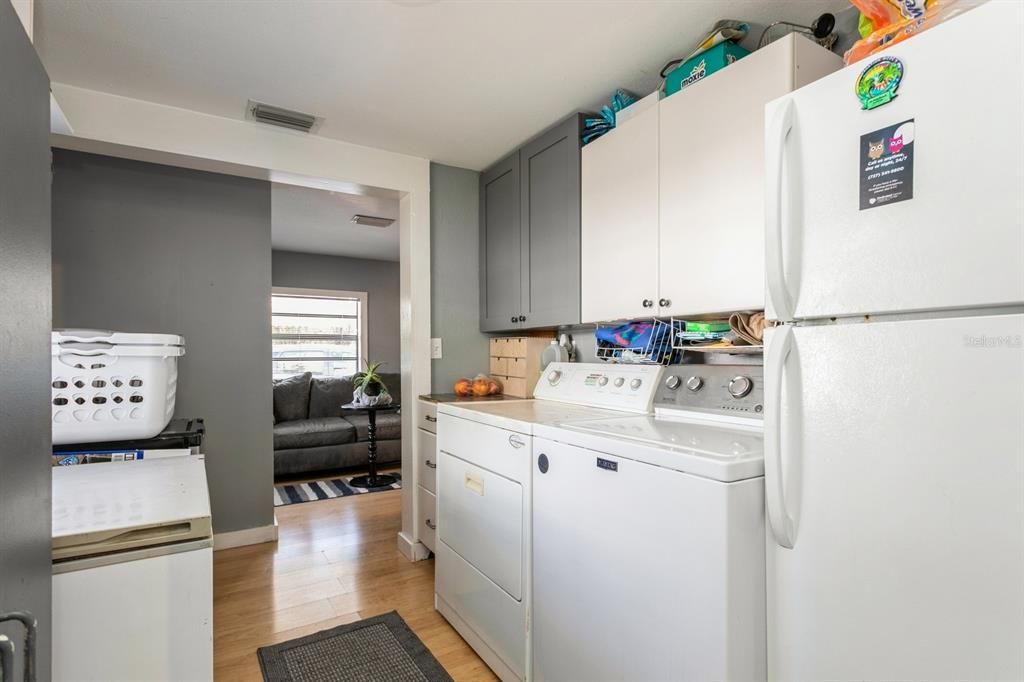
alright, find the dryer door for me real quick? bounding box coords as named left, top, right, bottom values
left=437, top=451, right=524, bottom=600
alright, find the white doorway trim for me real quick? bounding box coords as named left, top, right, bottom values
left=51, top=83, right=432, bottom=559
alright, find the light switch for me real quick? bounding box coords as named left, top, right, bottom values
left=430, top=338, right=443, bottom=359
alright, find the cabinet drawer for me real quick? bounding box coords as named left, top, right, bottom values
left=490, top=338, right=509, bottom=357
left=416, top=427, right=437, bottom=493
left=508, top=338, right=527, bottom=358
left=418, top=485, right=437, bottom=553
left=489, top=357, right=508, bottom=375
left=502, top=377, right=529, bottom=398
left=506, top=357, right=527, bottom=378
left=419, top=399, right=438, bottom=434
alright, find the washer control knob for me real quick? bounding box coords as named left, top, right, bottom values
left=613, top=377, right=625, bottom=388
left=598, top=376, right=609, bottom=386
left=728, top=375, right=753, bottom=399
left=664, top=375, right=682, bottom=390
left=547, top=370, right=563, bottom=385
left=630, top=378, right=643, bottom=390
left=685, top=376, right=704, bottom=392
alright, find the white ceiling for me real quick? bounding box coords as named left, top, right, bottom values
left=34, top=0, right=850, bottom=171
left=271, top=184, right=401, bottom=261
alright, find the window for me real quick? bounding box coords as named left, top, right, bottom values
left=271, top=288, right=367, bottom=380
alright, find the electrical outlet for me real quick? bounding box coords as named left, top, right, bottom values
left=430, top=338, right=443, bottom=359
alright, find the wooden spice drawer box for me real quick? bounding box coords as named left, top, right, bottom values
left=488, top=336, right=551, bottom=397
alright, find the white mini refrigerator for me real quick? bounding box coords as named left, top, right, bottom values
left=51, top=456, right=214, bottom=682
left=763, top=2, right=1023, bottom=680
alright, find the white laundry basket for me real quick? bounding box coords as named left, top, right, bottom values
left=51, top=330, right=185, bottom=445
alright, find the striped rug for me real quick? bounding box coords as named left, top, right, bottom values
left=273, top=471, right=401, bottom=507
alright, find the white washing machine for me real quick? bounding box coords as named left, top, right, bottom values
left=531, top=364, right=767, bottom=682
left=435, top=363, right=664, bottom=682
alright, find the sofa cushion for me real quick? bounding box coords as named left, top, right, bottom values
left=308, top=376, right=355, bottom=419
left=273, top=417, right=357, bottom=450
left=343, top=412, right=402, bottom=441
left=273, top=372, right=312, bottom=422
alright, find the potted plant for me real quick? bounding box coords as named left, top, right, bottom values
left=352, top=360, right=392, bottom=406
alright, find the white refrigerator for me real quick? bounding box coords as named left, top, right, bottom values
left=762, top=1, right=1023, bottom=680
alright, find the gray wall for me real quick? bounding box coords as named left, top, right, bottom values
left=430, top=163, right=489, bottom=391
left=272, top=250, right=400, bottom=370
left=51, top=150, right=273, bottom=535
left=1, top=3, right=53, bottom=675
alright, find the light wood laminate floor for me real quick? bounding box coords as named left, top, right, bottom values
left=213, top=488, right=498, bottom=681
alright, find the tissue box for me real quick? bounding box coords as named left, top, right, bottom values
left=664, top=42, right=750, bottom=97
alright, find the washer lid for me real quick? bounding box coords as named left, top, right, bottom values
left=537, top=415, right=764, bottom=482
left=438, top=400, right=623, bottom=434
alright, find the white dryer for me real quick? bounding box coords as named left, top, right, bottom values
left=435, top=363, right=663, bottom=682
left=531, top=364, right=767, bottom=682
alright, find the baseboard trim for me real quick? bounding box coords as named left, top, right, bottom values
left=397, top=531, right=431, bottom=562
left=214, top=515, right=279, bottom=551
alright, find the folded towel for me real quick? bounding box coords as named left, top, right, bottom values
left=729, top=311, right=767, bottom=345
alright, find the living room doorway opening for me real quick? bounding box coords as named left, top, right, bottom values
left=268, top=183, right=404, bottom=509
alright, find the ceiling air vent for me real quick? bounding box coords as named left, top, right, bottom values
left=351, top=215, right=395, bottom=228
left=246, top=100, right=317, bottom=132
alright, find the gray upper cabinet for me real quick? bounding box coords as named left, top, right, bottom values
left=479, top=151, right=522, bottom=331
left=480, top=113, right=583, bottom=332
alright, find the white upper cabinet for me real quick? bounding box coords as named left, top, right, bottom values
left=660, top=34, right=842, bottom=318
left=581, top=102, right=660, bottom=323
left=580, top=34, right=842, bottom=323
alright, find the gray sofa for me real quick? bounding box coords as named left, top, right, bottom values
left=273, top=372, right=402, bottom=478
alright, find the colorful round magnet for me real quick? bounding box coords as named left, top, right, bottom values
left=856, top=56, right=904, bottom=111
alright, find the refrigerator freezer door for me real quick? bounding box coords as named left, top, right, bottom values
left=765, top=0, right=1023, bottom=322
left=764, top=314, right=1024, bottom=681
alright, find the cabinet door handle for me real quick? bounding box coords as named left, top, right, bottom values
left=425, top=459, right=437, bottom=469
left=424, top=415, right=437, bottom=423
left=659, top=298, right=671, bottom=308
left=510, top=316, right=517, bottom=323
left=0, top=610, right=37, bottom=682
left=508, top=434, right=526, bottom=449
left=425, top=518, right=437, bottom=530
left=518, top=315, right=526, bottom=322
left=642, top=299, right=654, bottom=308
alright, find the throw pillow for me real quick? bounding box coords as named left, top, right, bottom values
left=273, top=371, right=312, bottom=423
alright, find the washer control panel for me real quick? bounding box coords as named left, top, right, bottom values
left=534, top=362, right=663, bottom=412
left=656, top=364, right=764, bottom=418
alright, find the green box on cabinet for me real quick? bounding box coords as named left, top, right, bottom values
left=664, top=42, right=750, bottom=97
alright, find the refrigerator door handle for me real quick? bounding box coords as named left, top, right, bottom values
left=765, top=97, right=795, bottom=322
left=765, top=324, right=797, bottom=549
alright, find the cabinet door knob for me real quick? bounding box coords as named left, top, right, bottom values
left=518, top=315, right=526, bottom=322
left=642, top=299, right=654, bottom=308
left=659, top=298, right=671, bottom=308
left=510, top=316, right=517, bottom=323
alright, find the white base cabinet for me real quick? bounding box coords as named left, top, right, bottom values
left=416, top=398, right=438, bottom=554
left=580, top=34, right=842, bottom=323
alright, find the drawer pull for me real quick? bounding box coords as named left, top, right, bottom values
left=508, top=434, right=526, bottom=449
left=425, top=460, right=437, bottom=469
left=425, top=415, right=437, bottom=423
left=464, top=473, right=484, bottom=496
left=425, top=518, right=437, bottom=530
